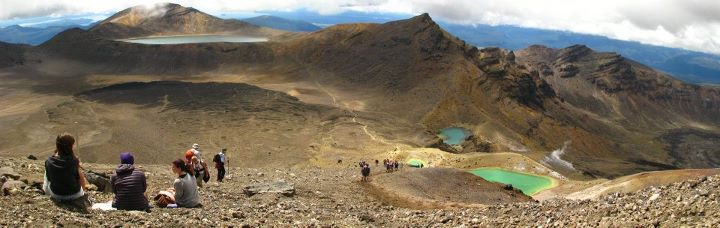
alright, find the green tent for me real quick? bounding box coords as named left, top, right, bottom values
left=407, top=159, right=425, bottom=168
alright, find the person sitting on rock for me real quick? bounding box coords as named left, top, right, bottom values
left=171, top=159, right=201, bottom=208
left=110, top=152, right=149, bottom=211
left=43, top=133, right=91, bottom=212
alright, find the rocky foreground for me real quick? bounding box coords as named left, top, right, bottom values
left=0, top=157, right=719, bottom=227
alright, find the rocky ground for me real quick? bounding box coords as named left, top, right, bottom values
left=0, top=156, right=719, bottom=227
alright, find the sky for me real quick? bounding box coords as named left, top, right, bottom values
left=0, top=0, right=718, bottom=55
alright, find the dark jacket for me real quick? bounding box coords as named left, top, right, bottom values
left=111, top=164, right=148, bottom=210
left=45, top=155, right=81, bottom=196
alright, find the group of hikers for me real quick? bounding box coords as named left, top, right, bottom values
left=358, top=158, right=403, bottom=181
left=42, top=132, right=228, bottom=212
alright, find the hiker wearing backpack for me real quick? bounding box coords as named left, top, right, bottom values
left=43, top=133, right=91, bottom=212
left=213, top=149, right=227, bottom=182
left=190, top=156, right=205, bottom=187
left=190, top=143, right=203, bottom=163
left=360, top=161, right=371, bottom=182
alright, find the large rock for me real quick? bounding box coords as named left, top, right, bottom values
left=0, top=167, right=21, bottom=180
left=85, top=171, right=112, bottom=193
left=2, top=180, right=27, bottom=196
left=243, top=181, right=295, bottom=197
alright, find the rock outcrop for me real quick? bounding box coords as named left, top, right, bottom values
left=243, top=181, right=295, bottom=197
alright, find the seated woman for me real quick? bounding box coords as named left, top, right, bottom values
left=43, top=133, right=90, bottom=211
left=171, top=159, right=201, bottom=208
left=110, top=152, right=149, bottom=211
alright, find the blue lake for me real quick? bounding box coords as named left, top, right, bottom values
left=118, top=35, right=268, bottom=44
left=439, top=127, right=471, bottom=145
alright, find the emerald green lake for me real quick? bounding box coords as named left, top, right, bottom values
left=469, top=168, right=554, bottom=195
left=118, top=35, right=268, bottom=44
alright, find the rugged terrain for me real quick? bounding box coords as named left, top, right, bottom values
left=0, top=4, right=720, bottom=226
left=2, top=10, right=717, bottom=178
left=1, top=157, right=719, bottom=227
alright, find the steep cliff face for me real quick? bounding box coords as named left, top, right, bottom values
left=517, top=45, right=720, bottom=174
left=518, top=45, right=720, bottom=124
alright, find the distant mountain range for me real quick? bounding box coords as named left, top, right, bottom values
left=241, top=15, right=320, bottom=32
left=0, top=10, right=718, bottom=83
left=0, top=25, right=80, bottom=45
left=440, top=23, right=720, bottom=84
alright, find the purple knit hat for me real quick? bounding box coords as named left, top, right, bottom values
left=120, top=152, right=134, bottom=164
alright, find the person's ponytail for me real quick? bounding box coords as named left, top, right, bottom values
left=55, top=133, right=75, bottom=157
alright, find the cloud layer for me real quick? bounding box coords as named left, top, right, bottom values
left=1, top=0, right=718, bottom=54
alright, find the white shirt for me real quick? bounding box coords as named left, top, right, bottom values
left=191, top=148, right=202, bottom=163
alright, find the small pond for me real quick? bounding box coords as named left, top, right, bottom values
left=439, top=127, right=471, bottom=145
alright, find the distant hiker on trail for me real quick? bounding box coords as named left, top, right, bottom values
left=375, top=160, right=379, bottom=167
left=394, top=160, right=399, bottom=171
left=43, top=133, right=91, bottom=212
left=110, top=152, right=149, bottom=211
left=212, top=148, right=227, bottom=182
left=170, top=159, right=201, bottom=208
left=360, top=161, right=371, bottom=182
left=385, top=159, right=394, bottom=173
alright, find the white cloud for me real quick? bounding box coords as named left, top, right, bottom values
left=0, top=0, right=718, bottom=54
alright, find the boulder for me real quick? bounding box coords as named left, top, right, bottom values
left=22, top=177, right=44, bottom=190
left=85, top=171, right=112, bottom=193
left=0, top=167, right=21, bottom=180
left=2, top=180, right=27, bottom=196
left=243, top=181, right=295, bottom=197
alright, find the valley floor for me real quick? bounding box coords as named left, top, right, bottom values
left=1, top=157, right=719, bottom=227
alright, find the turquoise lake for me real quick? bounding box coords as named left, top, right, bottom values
left=439, top=127, right=471, bottom=145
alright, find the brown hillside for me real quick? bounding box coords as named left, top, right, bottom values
left=4, top=10, right=720, bottom=178
left=89, top=3, right=283, bottom=39
left=368, top=168, right=532, bottom=208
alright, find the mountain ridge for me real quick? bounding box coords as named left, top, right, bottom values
left=2, top=7, right=720, bottom=178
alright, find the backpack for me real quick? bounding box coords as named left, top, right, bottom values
left=201, top=161, right=210, bottom=183
left=213, top=154, right=221, bottom=163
